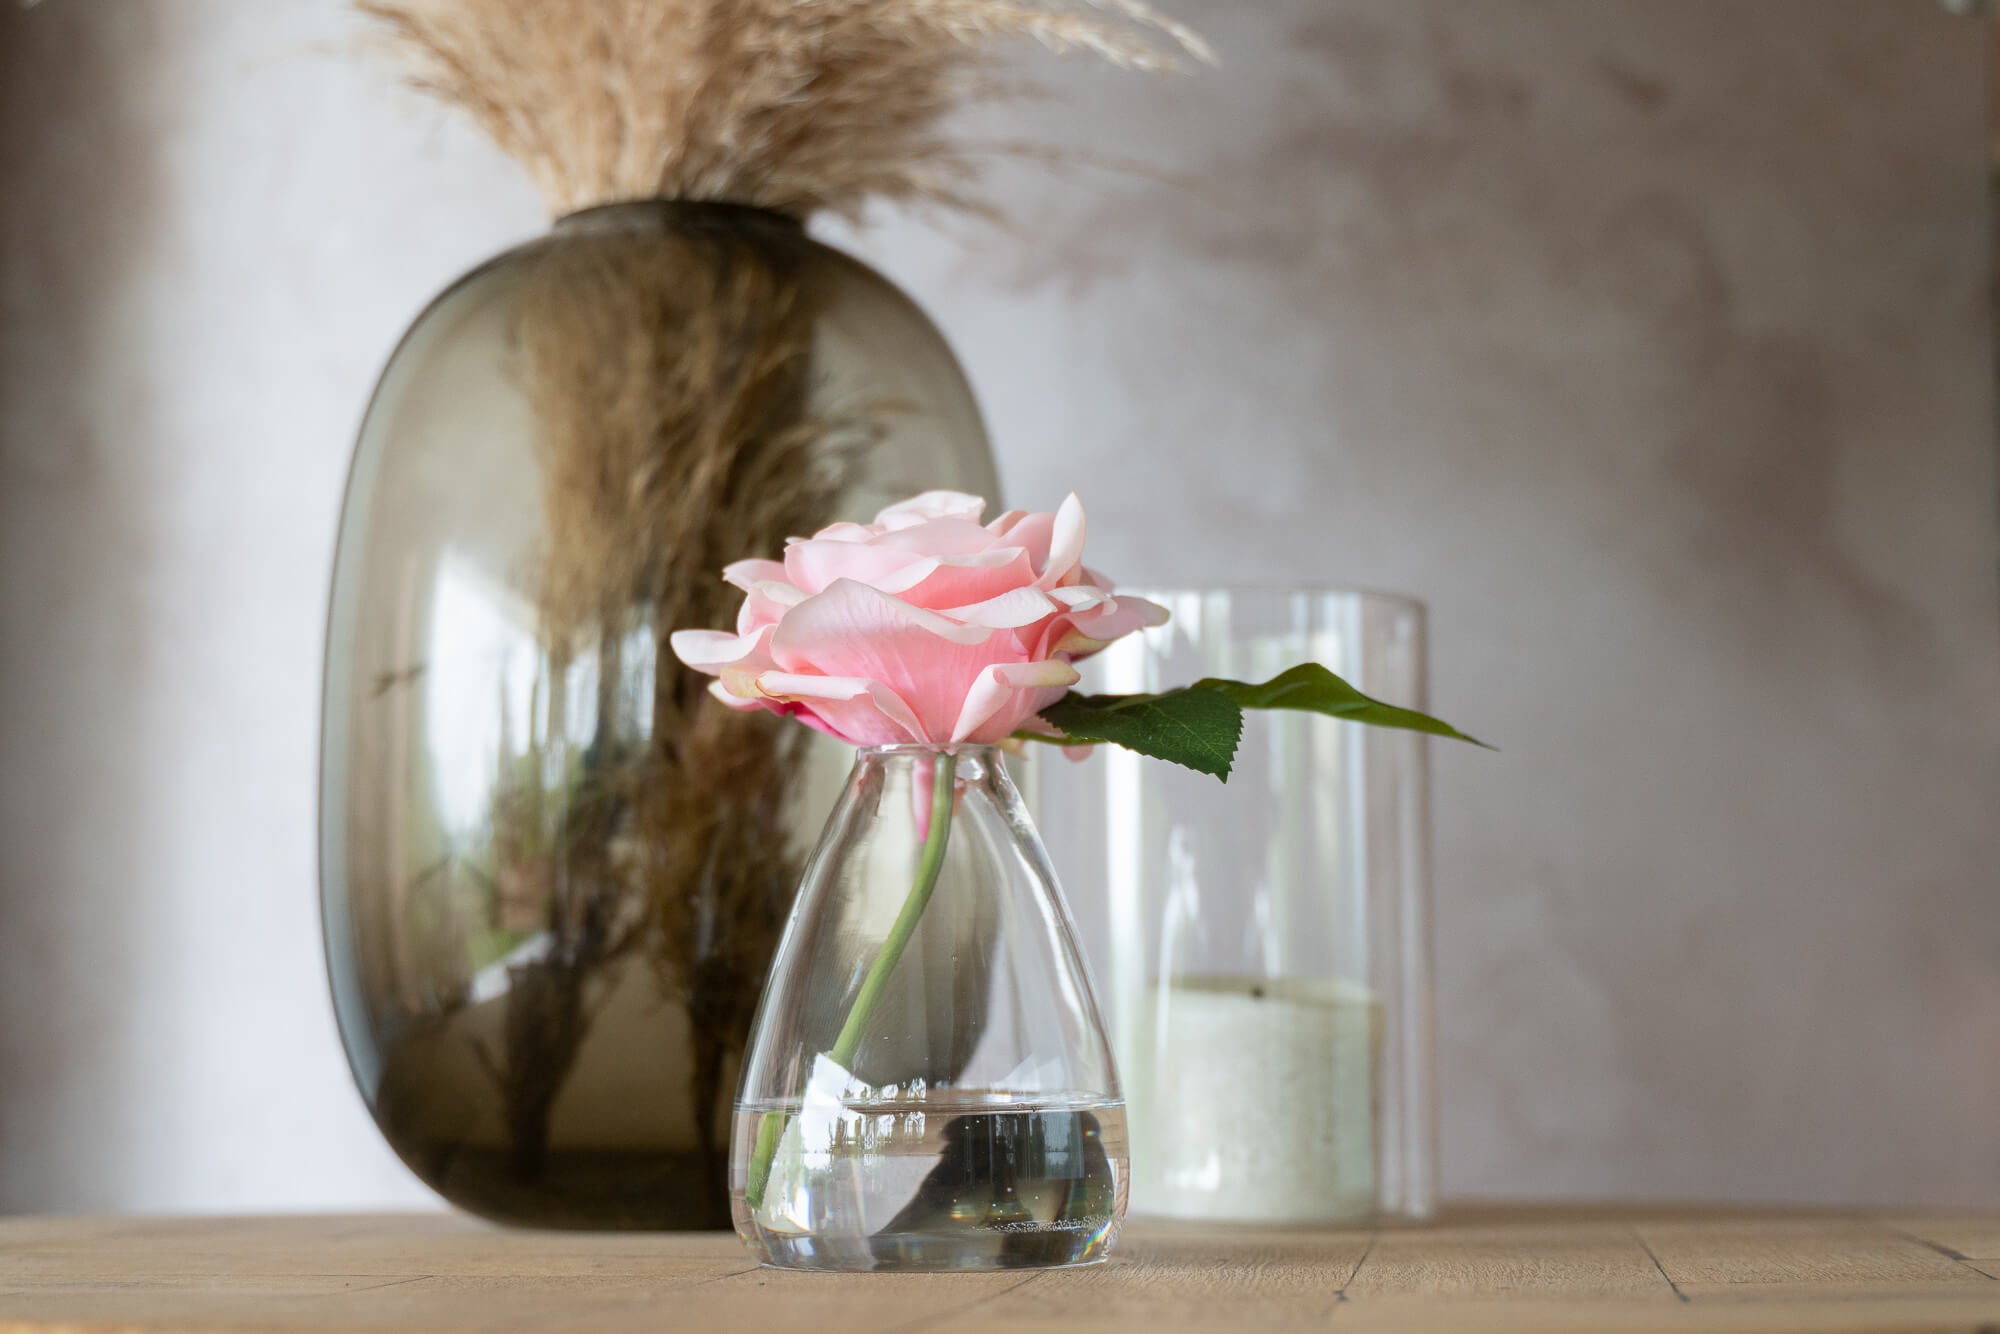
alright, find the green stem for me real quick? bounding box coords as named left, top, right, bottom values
left=829, top=752, right=959, bottom=1068
left=746, top=751, right=959, bottom=1211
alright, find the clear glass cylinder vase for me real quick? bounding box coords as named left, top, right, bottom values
left=733, top=745, right=1125, bottom=1272
left=1036, top=588, right=1437, bottom=1225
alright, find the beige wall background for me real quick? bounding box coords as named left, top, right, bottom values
left=3, top=0, right=1997, bottom=1213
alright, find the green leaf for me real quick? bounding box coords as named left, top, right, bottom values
left=1020, top=663, right=1491, bottom=778
left=1039, top=687, right=1245, bottom=780
left=1198, top=663, right=1494, bottom=750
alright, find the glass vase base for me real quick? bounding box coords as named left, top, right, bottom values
left=744, top=1230, right=1117, bottom=1273
left=732, top=1095, right=1127, bottom=1272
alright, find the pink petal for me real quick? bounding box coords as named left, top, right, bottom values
left=771, top=579, right=1014, bottom=742
left=875, top=491, right=988, bottom=530
left=753, top=672, right=929, bottom=746
left=951, top=659, right=1081, bottom=744
left=801, top=521, right=879, bottom=545
left=1048, top=584, right=1110, bottom=612
left=1039, top=593, right=1170, bottom=660
left=672, top=492, right=1158, bottom=752
left=722, top=558, right=788, bottom=591
left=999, top=511, right=1055, bottom=572
left=736, top=580, right=804, bottom=634
left=874, top=517, right=1002, bottom=558
left=984, top=509, right=1029, bottom=538
left=940, top=585, right=1063, bottom=629
left=670, top=625, right=774, bottom=674
left=705, top=679, right=762, bottom=712
left=673, top=624, right=782, bottom=708
left=784, top=538, right=929, bottom=595
left=892, top=548, right=1040, bottom=612
left=1083, top=592, right=1172, bottom=636
left=1037, top=494, right=1088, bottom=589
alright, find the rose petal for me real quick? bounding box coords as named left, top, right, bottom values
left=674, top=494, right=1165, bottom=749
left=875, top=490, right=988, bottom=529
left=771, top=579, right=1012, bottom=741
left=784, top=538, right=929, bottom=595
left=984, top=509, right=1030, bottom=538
left=737, top=580, right=806, bottom=634
left=940, top=585, right=1063, bottom=629
left=875, top=517, right=1002, bottom=558
left=1045, top=593, right=1171, bottom=661
left=753, top=671, right=929, bottom=746
left=998, top=511, right=1054, bottom=571
left=1037, top=493, right=1088, bottom=589
left=722, top=558, right=788, bottom=592
left=894, top=549, right=1042, bottom=612
left=800, top=521, right=879, bottom=545
left=717, top=662, right=767, bottom=702
left=670, top=625, right=775, bottom=673
left=1048, top=584, right=1109, bottom=611
left=952, top=659, right=1082, bottom=744
left=1087, top=592, right=1172, bottom=635
left=706, top=679, right=762, bottom=712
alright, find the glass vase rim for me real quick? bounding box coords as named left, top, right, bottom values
left=551, top=197, right=808, bottom=234
left=854, top=742, right=1005, bottom=760
left=1119, top=583, right=1427, bottom=617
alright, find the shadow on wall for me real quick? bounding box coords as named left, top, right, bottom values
left=988, top=4, right=1942, bottom=686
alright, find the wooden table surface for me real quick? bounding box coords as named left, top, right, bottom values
left=3, top=1209, right=1998, bottom=1333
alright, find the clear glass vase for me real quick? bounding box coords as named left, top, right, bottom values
left=1036, top=588, right=1437, bottom=1226
left=732, top=745, right=1125, bottom=1272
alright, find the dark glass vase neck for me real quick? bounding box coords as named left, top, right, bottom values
left=553, top=198, right=808, bottom=237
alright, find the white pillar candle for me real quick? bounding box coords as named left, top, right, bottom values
left=1129, top=976, right=1382, bottom=1224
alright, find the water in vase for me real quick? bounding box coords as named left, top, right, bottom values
left=732, top=1092, right=1128, bottom=1271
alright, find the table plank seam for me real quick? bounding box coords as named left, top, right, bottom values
left=1889, top=1225, right=1999, bottom=1275
left=894, top=1271, right=1041, bottom=1334
left=1673, top=1289, right=2000, bottom=1304
left=690, top=1264, right=767, bottom=1290
left=1632, top=1227, right=1692, bottom=1304
left=1324, top=1229, right=1379, bottom=1321
left=331, top=1276, right=433, bottom=1297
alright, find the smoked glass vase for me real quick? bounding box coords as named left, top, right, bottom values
left=320, top=201, right=1000, bottom=1229
left=733, top=745, right=1126, bottom=1272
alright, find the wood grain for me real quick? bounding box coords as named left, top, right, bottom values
left=1345, top=1220, right=1678, bottom=1303
left=1, top=1210, right=1997, bottom=1332
left=975, top=1226, right=1371, bottom=1331
left=1887, top=1215, right=2000, bottom=1262
left=1640, top=1218, right=1992, bottom=1300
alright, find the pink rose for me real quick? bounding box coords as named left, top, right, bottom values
left=670, top=492, right=1168, bottom=747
